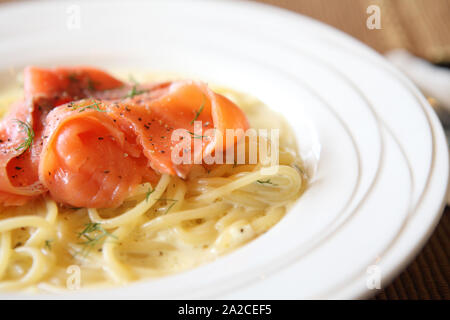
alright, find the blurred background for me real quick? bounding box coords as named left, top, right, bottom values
left=0, top=0, right=448, bottom=300
left=254, top=0, right=450, bottom=64
left=250, top=0, right=449, bottom=300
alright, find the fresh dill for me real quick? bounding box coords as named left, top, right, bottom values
left=70, top=101, right=107, bottom=113
left=124, top=84, right=147, bottom=99
left=165, top=199, right=177, bottom=214
left=190, top=95, right=206, bottom=125
left=256, top=179, right=277, bottom=186
left=14, top=119, right=34, bottom=152
left=44, top=239, right=53, bottom=250
left=77, top=222, right=117, bottom=256
left=145, top=188, right=155, bottom=202
left=154, top=198, right=178, bottom=214
left=187, top=131, right=207, bottom=139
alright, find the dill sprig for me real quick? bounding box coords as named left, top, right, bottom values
left=256, top=179, right=277, bottom=186
left=164, top=199, right=177, bottom=214
left=70, top=101, right=107, bottom=113
left=190, top=95, right=206, bottom=125
left=155, top=198, right=178, bottom=214
left=77, top=222, right=117, bottom=256
left=145, top=188, right=155, bottom=202
left=45, top=239, right=53, bottom=250
left=14, top=119, right=34, bottom=152
left=187, top=131, right=208, bottom=139
left=124, top=84, right=148, bottom=99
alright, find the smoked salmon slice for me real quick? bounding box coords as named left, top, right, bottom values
left=24, top=66, right=124, bottom=104
left=0, top=66, right=124, bottom=206
left=109, top=81, right=250, bottom=178
left=39, top=101, right=159, bottom=208
left=1, top=67, right=250, bottom=208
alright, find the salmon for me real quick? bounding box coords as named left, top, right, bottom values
left=0, top=67, right=124, bottom=206
left=108, top=81, right=250, bottom=178
left=0, top=100, right=43, bottom=205
left=24, top=66, right=124, bottom=104
left=1, top=67, right=250, bottom=208
left=38, top=101, right=159, bottom=208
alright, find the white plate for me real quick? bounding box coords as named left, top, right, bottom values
left=0, top=0, right=448, bottom=299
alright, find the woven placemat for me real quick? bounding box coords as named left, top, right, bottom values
left=375, top=208, right=449, bottom=299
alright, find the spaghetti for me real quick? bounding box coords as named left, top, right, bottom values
left=0, top=75, right=306, bottom=292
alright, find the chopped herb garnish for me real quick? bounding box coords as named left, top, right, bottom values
left=256, top=179, right=277, bottom=186
left=153, top=198, right=178, bottom=214
left=190, top=95, right=206, bottom=125
left=165, top=200, right=177, bottom=213
left=45, top=239, right=53, bottom=250
left=14, top=119, right=34, bottom=152
left=187, top=131, right=207, bottom=139
left=77, top=222, right=117, bottom=256
left=124, top=84, right=147, bottom=99
left=145, top=188, right=155, bottom=202
left=70, top=101, right=106, bottom=113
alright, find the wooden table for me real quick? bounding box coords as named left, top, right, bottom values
left=254, top=0, right=450, bottom=300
